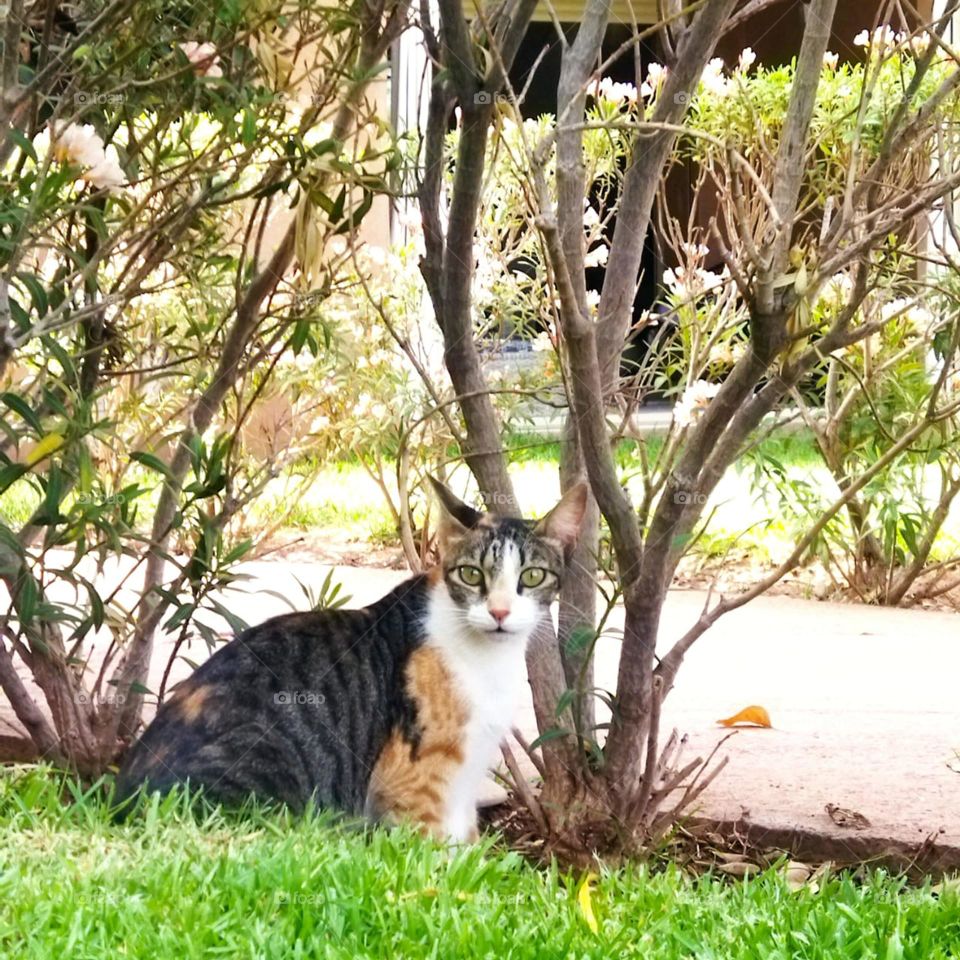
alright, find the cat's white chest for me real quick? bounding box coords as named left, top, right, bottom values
left=440, top=636, right=527, bottom=840
left=424, top=588, right=530, bottom=840
left=447, top=633, right=527, bottom=739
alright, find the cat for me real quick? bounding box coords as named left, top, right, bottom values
left=113, top=477, right=587, bottom=840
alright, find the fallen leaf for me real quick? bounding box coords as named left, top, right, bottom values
left=717, top=861, right=760, bottom=878
left=931, top=876, right=960, bottom=897
left=715, top=852, right=750, bottom=864
left=825, top=803, right=871, bottom=830
left=717, top=705, right=772, bottom=728
left=577, top=872, right=599, bottom=934
left=783, top=860, right=813, bottom=892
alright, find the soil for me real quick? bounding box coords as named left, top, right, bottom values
left=478, top=800, right=960, bottom=879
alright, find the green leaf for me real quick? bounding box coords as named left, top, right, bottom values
left=8, top=127, right=36, bottom=161
left=222, top=539, right=253, bottom=565
left=1, top=393, right=43, bottom=434
left=564, top=626, right=596, bottom=658
left=527, top=726, right=572, bottom=752
left=207, top=598, right=249, bottom=636
left=130, top=451, right=174, bottom=480
left=900, top=516, right=920, bottom=557
left=0, top=463, right=28, bottom=494
left=15, top=273, right=48, bottom=317
left=241, top=108, right=257, bottom=145
left=164, top=602, right=196, bottom=631
left=554, top=688, right=575, bottom=719
left=17, top=575, right=38, bottom=624
left=81, top=579, right=105, bottom=629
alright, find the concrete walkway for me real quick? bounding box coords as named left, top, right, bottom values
left=4, top=560, right=958, bottom=858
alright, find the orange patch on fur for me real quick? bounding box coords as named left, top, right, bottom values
left=367, top=647, right=468, bottom=838
left=170, top=682, right=210, bottom=723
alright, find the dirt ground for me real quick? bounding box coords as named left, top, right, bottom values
left=2, top=552, right=958, bottom=865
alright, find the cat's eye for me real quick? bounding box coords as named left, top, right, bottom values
left=519, top=567, right=547, bottom=589
left=458, top=565, right=484, bottom=587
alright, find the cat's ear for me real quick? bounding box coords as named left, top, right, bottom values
left=535, top=483, right=588, bottom=557
left=427, top=476, right=482, bottom=551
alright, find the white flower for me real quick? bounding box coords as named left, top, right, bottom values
left=395, top=206, right=423, bottom=233
left=909, top=32, right=932, bottom=56
left=179, top=41, right=223, bottom=79
left=663, top=262, right=726, bottom=300
left=823, top=51, right=839, bottom=70
left=587, top=76, right=637, bottom=104
left=707, top=342, right=735, bottom=366
left=663, top=267, right=683, bottom=293
left=646, top=63, right=667, bottom=96
left=854, top=27, right=904, bottom=55
left=49, top=122, right=125, bottom=191
left=673, top=380, right=722, bottom=428
left=584, top=244, right=609, bottom=268
left=85, top=145, right=125, bottom=189
left=822, top=272, right=852, bottom=301
left=327, top=235, right=347, bottom=257
left=363, top=244, right=387, bottom=267
left=682, top=242, right=711, bottom=260
left=700, top=58, right=729, bottom=96
left=736, top=48, right=757, bottom=74
left=531, top=332, right=554, bottom=353
left=880, top=298, right=934, bottom=334
left=51, top=122, right=105, bottom=168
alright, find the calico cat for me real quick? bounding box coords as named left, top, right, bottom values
left=114, top=478, right=586, bottom=839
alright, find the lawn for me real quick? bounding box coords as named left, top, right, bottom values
left=1, top=770, right=958, bottom=958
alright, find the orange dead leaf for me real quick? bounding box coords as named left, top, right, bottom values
left=717, top=705, right=772, bottom=728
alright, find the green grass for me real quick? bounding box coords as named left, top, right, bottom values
left=1, top=769, right=958, bottom=958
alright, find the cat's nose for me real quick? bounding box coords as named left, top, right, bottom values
left=489, top=607, right=510, bottom=625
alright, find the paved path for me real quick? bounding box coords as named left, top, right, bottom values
left=4, top=560, right=958, bottom=856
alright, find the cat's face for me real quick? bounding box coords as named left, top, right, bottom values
left=429, top=479, right=587, bottom=641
